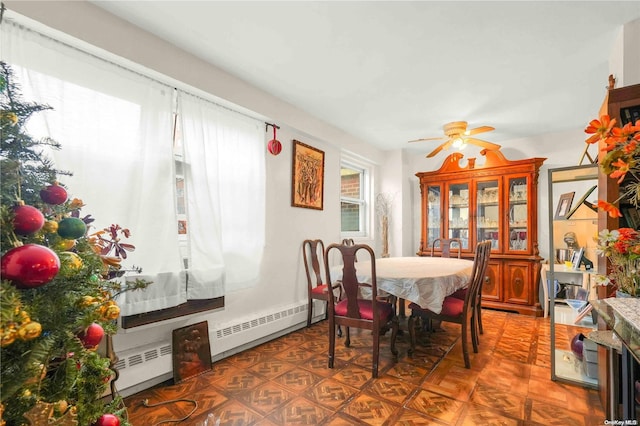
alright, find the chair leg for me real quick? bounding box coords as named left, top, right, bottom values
left=461, top=320, right=470, bottom=369
left=344, top=327, right=351, bottom=347
left=307, top=297, right=313, bottom=328
left=471, top=312, right=479, bottom=354
left=390, top=316, right=399, bottom=358
left=328, top=317, right=336, bottom=369
left=407, top=315, right=417, bottom=354
left=476, top=302, right=484, bottom=335
left=372, top=327, right=380, bottom=378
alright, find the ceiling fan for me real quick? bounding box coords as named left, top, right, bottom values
left=409, top=121, right=501, bottom=158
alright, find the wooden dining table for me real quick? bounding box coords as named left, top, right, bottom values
left=329, top=256, right=474, bottom=314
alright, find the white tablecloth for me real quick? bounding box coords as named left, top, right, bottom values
left=329, top=256, right=474, bottom=314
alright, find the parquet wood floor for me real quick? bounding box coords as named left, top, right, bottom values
left=123, top=309, right=605, bottom=425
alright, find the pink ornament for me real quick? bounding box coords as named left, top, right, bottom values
left=94, top=414, right=120, bottom=426
left=1, top=244, right=60, bottom=288
left=13, top=204, right=45, bottom=235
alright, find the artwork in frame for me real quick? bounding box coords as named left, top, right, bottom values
left=291, top=140, right=324, bottom=210
left=554, top=192, right=575, bottom=220
left=571, top=247, right=584, bottom=271
left=172, top=321, right=212, bottom=383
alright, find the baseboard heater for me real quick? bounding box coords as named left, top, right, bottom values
left=115, top=301, right=323, bottom=397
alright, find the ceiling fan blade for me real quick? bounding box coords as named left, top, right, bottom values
left=426, top=144, right=445, bottom=158
left=426, top=139, right=454, bottom=158
left=466, top=125, right=495, bottom=136
left=409, top=136, right=446, bottom=143
left=467, top=138, right=501, bottom=150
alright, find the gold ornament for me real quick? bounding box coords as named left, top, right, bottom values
left=18, top=321, right=42, bottom=341
left=1, top=328, right=17, bottom=347
left=42, top=220, right=59, bottom=233
left=53, top=239, right=76, bottom=251
left=23, top=401, right=78, bottom=426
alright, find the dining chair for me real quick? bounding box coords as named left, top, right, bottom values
left=408, top=240, right=491, bottom=368
left=303, top=239, right=337, bottom=329
left=430, top=238, right=462, bottom=258
left=324, top=242, right=399, bottom=378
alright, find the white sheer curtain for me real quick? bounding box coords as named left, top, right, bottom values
left=179, top=92, right=265, bottom=294
left=2, top=20, right=186, bottom=315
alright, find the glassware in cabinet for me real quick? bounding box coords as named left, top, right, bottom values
left=476, top=179, right=500, bottom=250
left=508, top=176, right=529, bottom=252
left=447, top=182, right=469, bottom=250
left=426, top=184, right=442, bottom=249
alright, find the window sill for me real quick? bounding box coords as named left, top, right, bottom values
left=121, top=297, right=224, bottom=329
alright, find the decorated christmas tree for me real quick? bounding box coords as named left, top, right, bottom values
left=0, top=62, right=149, bottom=425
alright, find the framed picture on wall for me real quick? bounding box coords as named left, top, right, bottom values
left=554, top=192, right=575, bottom=220
left=291, top=140, right=325, bottom=210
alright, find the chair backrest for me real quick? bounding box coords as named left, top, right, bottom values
left=464, top=240, right=492, bottom=307
left=324, top=242, right=379, bottom=326
left=431, top=238, right=462, bottom=258
left=342, top=238, right=355, bottom=246
left=303, top=239, right=325, bottom=289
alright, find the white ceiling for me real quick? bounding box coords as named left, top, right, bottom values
left=91, top=1, right=640, bottom=153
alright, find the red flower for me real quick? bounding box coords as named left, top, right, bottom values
left=597, top=200, right=623, bottom=218
left=617, top=227, right=638, bottom=241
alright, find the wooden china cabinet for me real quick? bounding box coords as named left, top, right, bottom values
left=417, top=150, right=546, bottom=316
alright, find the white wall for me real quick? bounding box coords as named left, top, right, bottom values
left=610, top=17, right=640, bottom=87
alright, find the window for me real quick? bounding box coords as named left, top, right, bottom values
left=340, top=160, right=371, bottom=237
left=4, top=19, right=265, bottom=327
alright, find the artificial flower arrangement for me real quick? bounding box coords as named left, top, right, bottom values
left=585, top=115, right=640, bottom=296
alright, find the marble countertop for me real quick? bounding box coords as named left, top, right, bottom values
left=590, top=297, right=640, bottom=363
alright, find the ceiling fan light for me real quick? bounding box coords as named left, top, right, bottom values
left=452, top=137, right=465, bottom=148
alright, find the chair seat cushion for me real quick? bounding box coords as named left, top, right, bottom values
left=409, top=296, right=464, bottom=317
left=450, top=287, right=467, bottom=300
left=311, top=284, right=328, bottom=295
left=335, top=299, right=394, bottom=321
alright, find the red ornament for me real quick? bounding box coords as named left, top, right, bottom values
left=1, top=244, right=60, bottom=288
left=13, top=204, right=45, bottom=235
left=40, top=182, right=68, bottom=205
left=78, top=323, right=104, bottom=348
left=267, top=139, right=282, bottom=155
left=94, top=414, right=120, bottom=426
left=266, top=123, right=282, bottom=155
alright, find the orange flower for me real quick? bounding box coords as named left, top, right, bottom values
left=585, top=115, right=616, bottom=144
left=597, top=200, right=622, bottom=218
left=609, top=158, right=631, bottom=183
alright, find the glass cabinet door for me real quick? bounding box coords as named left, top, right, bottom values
left=476, top=179, right=500, bottom=250
left=447, top=182, right=470, bottom=250
left=508, top=176, right=529, bottom=252
left=426, top=184, right=442, bottom=249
